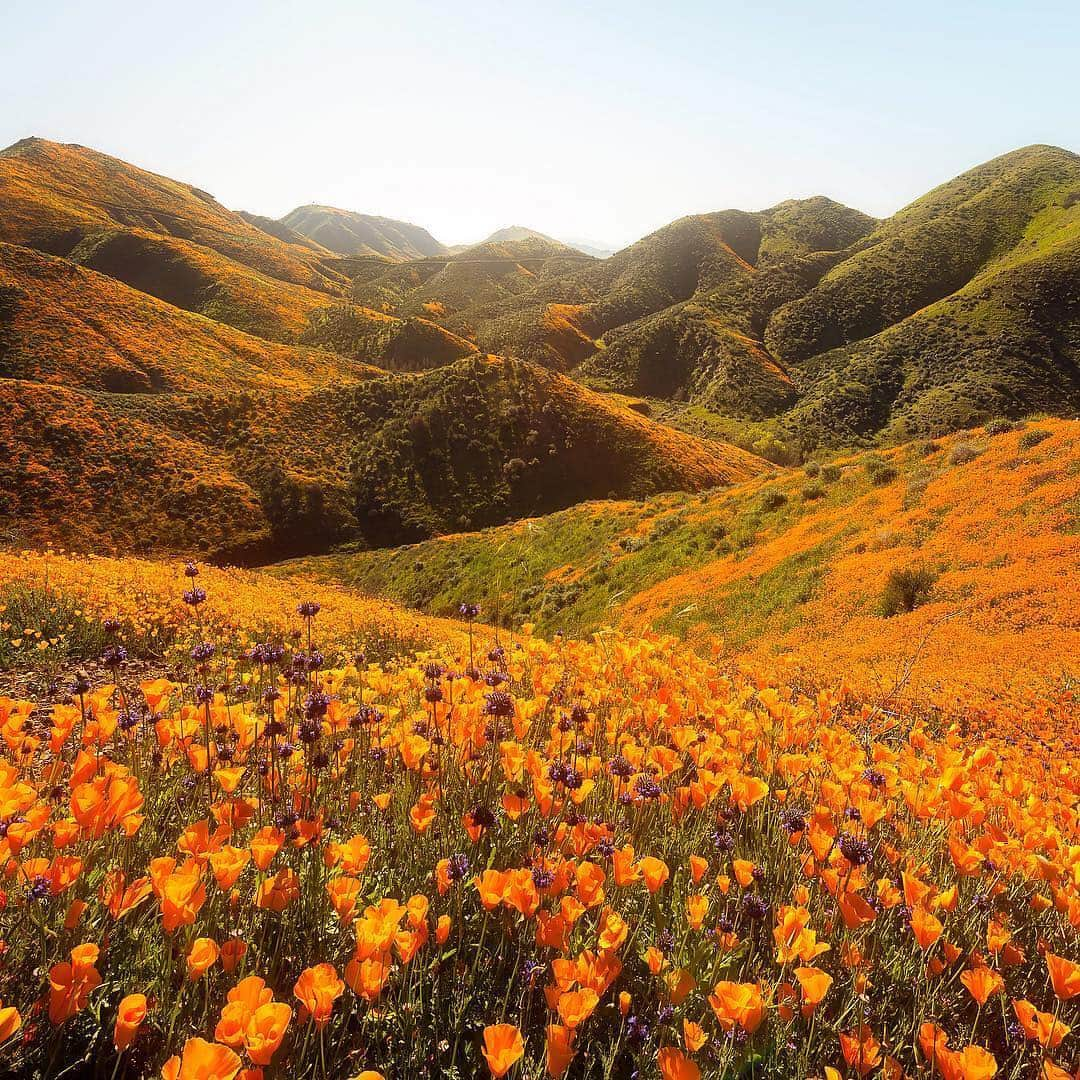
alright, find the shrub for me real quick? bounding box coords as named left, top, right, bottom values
left=878, top=566, right=937, bottom=616
left=801, top=482, right=825, bottom=501
left=803, top=461, right=821, bottom=478
left=984, top=418, right=1015, bottom=436
left=864, top=455, right=898, bottom=486
left=948, top=442, right=982, bottom=465
left=759, top=489, right=787, bottom=512
left=1018, top=428, right=1051, bottom=450
left=820, top=464, right=841, bottom=483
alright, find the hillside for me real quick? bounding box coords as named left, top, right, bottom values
left=770, top=144, right=1080, bottom=443
left=274, top=417, right=1080, bottom=720
left=348, top=237, right=594, bottom=327
left=0, top=241, right=381, bottom=393
left=324, top=147, right=1080, bottom=447
left=0, top=354, right=766, bottom=560
left=281, top=203, right=447, bottom=260
left=356, top=197, right=878, bottom=404
left=0, top=138, right=372, bottom=342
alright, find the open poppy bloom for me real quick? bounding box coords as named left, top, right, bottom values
left=839, top=1025, right=882, bottom=1077
left=1012, top=999, right=1071, bottom=1049
left=244, top=1002, right=292, bottom=1065
left=293, top=964, right=344, bottom=1027
left=187, top=937, right=220, bottom=979
left=638, top=856, right=670, bottom=893
left=960, top=965, right=1004, bottom=1005
left=48, top=943, right=102, bottom=1024
left=481, top=1024, right=524, bottom=1078
left=545, top=1024, right=575, bottom=1077
left=161, top=1037, right=242, bottom=1080
left=707, top=981, right=765, bottom=1034
left=1045, top=951, right=1080, bottom=1001
left=658, top=1046, right=701, bottom=1080
left=556, top=987, right=599, bottom=1029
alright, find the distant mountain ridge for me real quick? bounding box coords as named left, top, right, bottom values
left=280, top=204, right=447, bottom=260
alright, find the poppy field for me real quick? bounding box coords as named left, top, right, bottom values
left=0, top=559, right=1076, bottom=1079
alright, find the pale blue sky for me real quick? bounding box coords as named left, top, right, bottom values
left=3, top=0, right=1078, bottom=248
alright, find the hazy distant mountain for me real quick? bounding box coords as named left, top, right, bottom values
left=281, top=205, right=447, bottom=261
left=562, top=237, right=617, bottom=259
left=475, top=226, right=614, bottom=258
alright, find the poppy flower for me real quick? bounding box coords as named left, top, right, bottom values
left=0, top=1004, right=22, bottom=1043
left=161, top=1037, right=242, bottom=1080
left=481, top=1023, right=524, bottom=1077
left=294, top=964, right=344, bottom=1026
left=221, top=939, right=248, bottom=974
left=960, top=966, right=1004, bottom=1005
left=244, top=1002, right=292, bottom=1066
left=48, top=944, right=102, bottom=1023
left=839, top=1025, right=881, bottom=1077
left=1012, top=999, right=1071, bottom=1049
left=187, top=937, right=220, bottom=980
left=114, top=993, right=146, bottom=1050
left=345, top=954, right=393, bottom=1003
left=1045, top=951, right=1080, bottom=1000
left=638, top=857, right=669, bottom=894
left=707, top=981, right=765, bottom=1034
left=658, top=1046, right=701, bottom=1080
left=255, top=868, right=299, bottom=912
left=794, top=967, right=833, bottom=1013
left=682, top=1019, right=707, bottom=1052
left=545, top=1023, right=575, bottom=1077
left=910, top=905, right=944, bottom=950
left=556, top=987, right=599, bottom=1029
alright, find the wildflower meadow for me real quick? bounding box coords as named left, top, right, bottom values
left=0, top=558, right=1075, bottom=1079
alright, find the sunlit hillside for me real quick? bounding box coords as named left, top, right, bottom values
left=0, top=354, right=766, bottom=560
left=276, top=418, right=1080, bottom=722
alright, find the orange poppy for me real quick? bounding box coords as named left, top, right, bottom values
left=481, top=1023, right=524, bottom=1078
left=1046, top=951, right=1080, bottom=1001
left=1012, top=999, right=1071, bottom=1049
left=0, top=1003, right=22, bottom=1044
left=114, top=993, right=147, bottom=1051
left=658, top=1046, right=701, bottom=1080
left=556, top=987, right=599, bottom=1029
left=960, top=966, right=1004, bottom=1005
left=545, top=1023, right=575, bottom=1077
left=638, top=857, right=670, bottom=894
left=839, top=1025, right=881, bottom=1077
left=707, top=981, right=765, bottom=1034
left=187, top=937, right=220, bottom=979
left=293, top=964, right=344, bottom=1027
left=244, top=1002, right=292, bottom=1065
left=161, top=1038, right=242, bottom=1080
left=682, top=1019, right=707, bottom=1052
left=48, top=944, right=102, bottom=1024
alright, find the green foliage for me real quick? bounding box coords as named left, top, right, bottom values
left=1019, top=428, right=1052, bottom=450
left=864, top=454, right=899, bottom=486
left=878, top=566, right=937, bottom=617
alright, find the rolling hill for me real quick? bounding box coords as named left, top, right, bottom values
left=0, top=240, right=381, bottom=393
left=281, top=204, right=447, bottom=260
left=320, top=146, right=1080, bottom=448
left=0, top=138, right=369, bottom=342
left=0, top=353, right=767, bottom=560
left=273, top=416, right=1080, bottom=720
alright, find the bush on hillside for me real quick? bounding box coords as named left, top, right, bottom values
left=879, top=565, right=937, bottom=616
